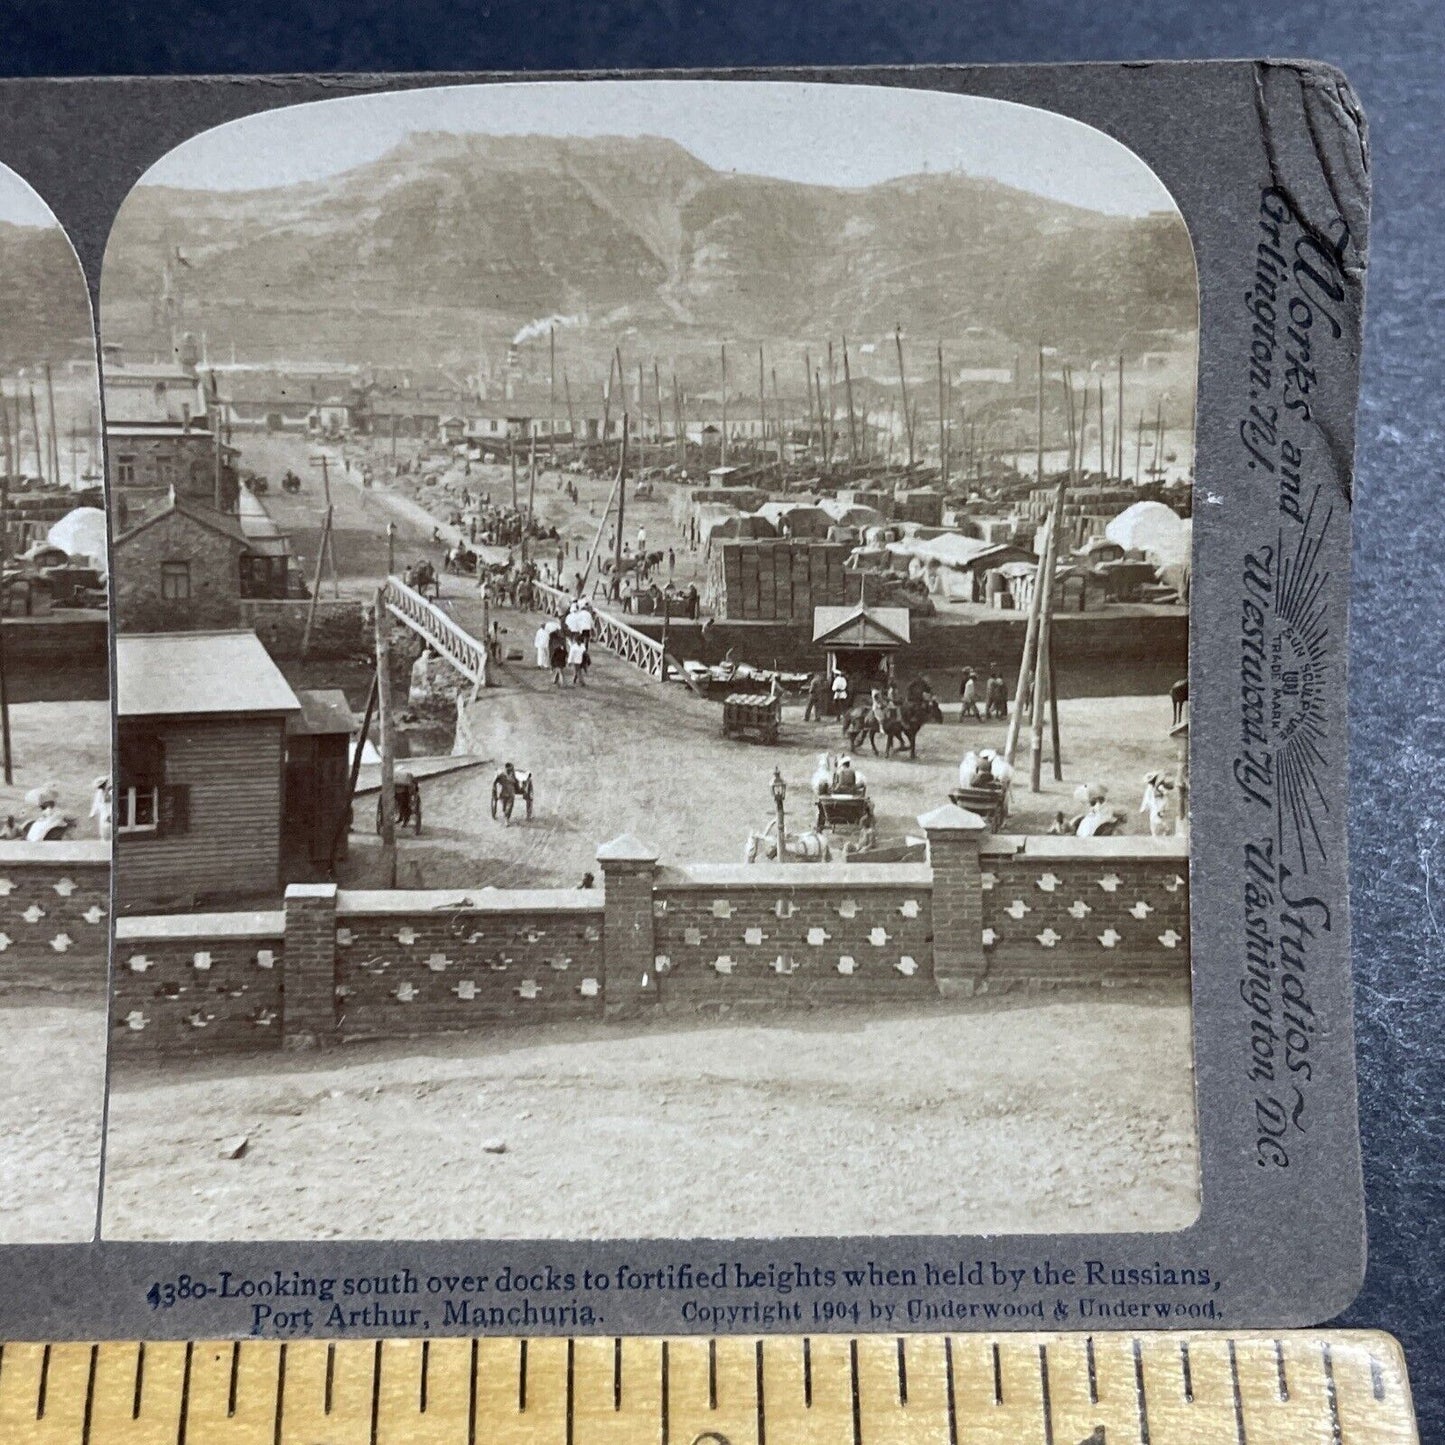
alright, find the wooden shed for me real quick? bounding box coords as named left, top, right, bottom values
left=285, top=688, right=357, bottom=875
left=115, top=630, right=301, bottom=911
left=813, top=602, right=912, bottom=690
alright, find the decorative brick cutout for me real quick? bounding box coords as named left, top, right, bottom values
left=127, top=954, right=153, bottom=973
left=775, top=899, right=797, bottom=919
left=336, top=928, right=354, bottom=946
left=396, top=926, right=417, bottom=945
left=1164, top=874, right=1186, bottom=893
left=516, top=979, right=541, bottom=1000
left=547, top=955, right=572, bottom=971
left=895, top=957, right=919, bottom=977
left=981, top=928, right=996, bottom=947
left=868, top=927, right=889, bottom=946
left=837, top=899, right=858, bottom=919
left=771, top=954, right=797, bottom=976
left=1098, top=928, right=1122, bottom=948
left=654, top=954, right=672, bottom=974
left=256, top=949, right=276, bottom=969
left=744, top=926, right=766, bottom=946
left=21, top=904, right=45, bottom=924
left=1005, top=899, right=1031, bottom=919
left=1036, top=873, right=1061, bottom=892
left=1068, top=900, right=1092, bottom=919
left=711, top=900, right=734, bottom=919
left=48, top=932, right=73, bottom=953
left=52, top=877, right=76, bottom=898
left=711, top=955, right=736, bottom=976
left=1159, top=929, right=1182, bottom=948
left=425, top=953, right=451, bottom=972
left=393, top=983, right=419, bottom=1003
left=124, top=1010, right=147, bottom=1031
left=979, top=872, right=996, bottom=890
left=1129, top=900, right=1155, bottom=919
left=683, top=927, right=703, bottom=946
left=1036, top=928, right=1061, bottom=948
left=807, top=927, right=830, bottom=946
left=837, top=956, right=857, bottom=975
left=1098, top=874, right=1122, bottom=893
left=899, top=899, right=921, bottom=919
left=82, top=905, right=105, bottom=925
left=193, top=951, right=212, bottom=971
left=579, top=978, right=600, bottom=998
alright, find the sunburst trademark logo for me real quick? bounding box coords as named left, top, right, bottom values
left=1236, top=488, right=1333, bottom=872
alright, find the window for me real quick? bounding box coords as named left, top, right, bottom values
left=116, top=726, right=189, bottom=838
left=116, top=454, right=136, bottom=485
left=160, top=561, right=191, bottom=601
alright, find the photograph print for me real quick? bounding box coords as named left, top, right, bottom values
left=0, top=161, right=111, bottom=1243
left=99, top=80, right=1199, bottom=1243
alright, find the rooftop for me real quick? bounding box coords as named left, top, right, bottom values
left=117, top=630, right=301, bottom=719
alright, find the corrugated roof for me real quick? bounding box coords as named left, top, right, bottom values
left=117, top=631, right=301, bottom=719
left=812, top=603, right=911, bottom=647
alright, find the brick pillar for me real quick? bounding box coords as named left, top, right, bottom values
left=283, top=883, right=339, bottom=1048
left=919, top=803, right=989, bottom=997
left=596, top=834, right=658, bottom=1018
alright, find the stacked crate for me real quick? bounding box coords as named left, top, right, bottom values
left=707, top=540, right=849, bottom=620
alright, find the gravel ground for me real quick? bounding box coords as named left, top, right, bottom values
left=101, top=988, right=1197, bottom=1242
left=0, top=1001, right=105, bottom=1242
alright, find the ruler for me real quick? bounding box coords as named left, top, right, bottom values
left=0, top=1331, right=1418, bottom=1443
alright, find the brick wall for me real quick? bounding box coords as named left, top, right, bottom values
left=112, top=912, right=285, bottom=1055
left=0, top=842, right=109, bottom=996
left=110, top=827, right=1191, bottom=1057
left=980, top=835, right=1190, bottom=989
left=334, top=889, right=604, bottom=1037
left=651, top=863, right=937, bottom=1010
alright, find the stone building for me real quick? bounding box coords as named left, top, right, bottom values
left=113, top=494, right=252, bottom=633
left=105, top=420, right=240, bottom=533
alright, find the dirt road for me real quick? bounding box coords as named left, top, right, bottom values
left=0, top=999, right=104, bottom=1242
left=102, top=987, right=1196, bottom=1242
left=338, top=613, right=1182, bottom=889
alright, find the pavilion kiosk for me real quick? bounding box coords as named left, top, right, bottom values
left=812, top=602, right=911, bottom=696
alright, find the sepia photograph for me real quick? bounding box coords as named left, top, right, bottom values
left=99, top=80, right=1198, bottom=1242
left=0, top=162, right=111, bottom=1243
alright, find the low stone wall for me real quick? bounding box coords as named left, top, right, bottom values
left=651, top=863, right=936, bottom=1010
left=0, top=841, right=109, bottom=996
left=110, top=814, right=1191, bottom=1058
left=239, top=598, right=369, bottom=661
left=980, top=835, right=1190, bottom=989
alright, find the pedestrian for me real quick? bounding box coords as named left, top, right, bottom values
left=985, top=663, right=1009, bottom=719
left=1139, top=772, right=1174, bottom=839
left=803, top=671, right=827, bottom=722
left=637, top=523, right=646, bottom=552
left=533, top=620, right=551, bottom=670
left=568, top=634, right=588, bottom=686
left=960, top=668, right=981, bottom=721
left=549, top=628, right=568, bottom=684
left=830, top=670, right=850, bottom=717
left=668, top=546, right=676, bottom=577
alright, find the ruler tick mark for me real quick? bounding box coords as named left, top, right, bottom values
left=1086, top=1336, right=1098, bottom=1405
left=370, top=1339, right=383, bottom=1445
left=1229, top=1340, right=1247, bottom=1445
left=273, top=1343, right=286, bottom=1445
left=1133, top=1338, right=1151, bottom=1444
left=520, top=1338, right=529, bottom=1412
left=755, top=1339, right=766, bottom=1445
left=421, top=1339, right=430, bottom=1413
left=1180, top=1342, right=1194, bottom=1402
left=566, top=1338, right=576, bottom=1445
left=227, top=1341, right=240, bottom=1418
left=176, top=1342, right=193, bottom=1445
left=1273, top=1340, right=1288, bottom=1402
left=709, top=1338, right=717, bottom=1410
left=468, top=1338, right=479, bottom=1445
left=897, top=1336, right=908, bottom=1406
left=37, top=1342, right=51, bottom=1418
left=802, top=1337, right=812, bottom=1409
left=614, top=1336, right=622, bottom=1411
left=992, top=1341, right=1003, bottom=1406
left=1039, top=1344, right=1055, bottom=1445
left=849, top=1339, right=862, bottom=1445
left=324, top=1342, right=335, bottom=1414
left=661, top=1340, right=670, bottom=1445
left=943, top=1337, right=958, bottom=1445
left=1370, top=1352, right=1386, bottom=1402
left=133, top=1341, right=146, bottom=1419
left=1323, top=1343, right=1343, bottom=1445
left=81, top=1344, right=98, bottom=1445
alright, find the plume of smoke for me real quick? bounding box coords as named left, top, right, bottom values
left=512, top=314, right=584, bottom=346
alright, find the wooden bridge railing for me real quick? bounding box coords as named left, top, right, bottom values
left=532, top=579, right=665, bottom=677
left=383, top=574, right=489, bottom=690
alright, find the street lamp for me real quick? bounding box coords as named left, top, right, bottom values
left=771, top=767, right=788, bottom=864
left=386, top=521, right=397, bottom=577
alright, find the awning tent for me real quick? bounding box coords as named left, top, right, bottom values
left=46, top=507, right=109, bottom=575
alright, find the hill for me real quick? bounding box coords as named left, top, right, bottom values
left=100, top=132, right=1196, bottom=374
left=0, top=222, right=94, bottom=369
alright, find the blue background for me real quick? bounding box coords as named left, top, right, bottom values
left=2, top=0, right=1441, bottom=1433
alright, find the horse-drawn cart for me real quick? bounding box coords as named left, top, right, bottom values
left=949, top=781, right=1010, bottom=831
left=815, top=790, right=876, bottom=840
left=722, top=691, right=781, bottom=745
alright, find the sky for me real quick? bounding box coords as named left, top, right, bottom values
left=138, top=79, right=1177, bottom=218
left=0, top=161, right=63, bottom=227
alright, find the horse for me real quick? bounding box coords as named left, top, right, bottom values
left=744, top=822, right=832, bottom=863
left=879, top=694, right=945, bottom=758
left=1170, top=677, right=1189, bottom=726
left=841, top=702, right=885, bottom=755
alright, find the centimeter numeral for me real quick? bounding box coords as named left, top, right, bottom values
left=0, top=1331, right=1417, bottom=1444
